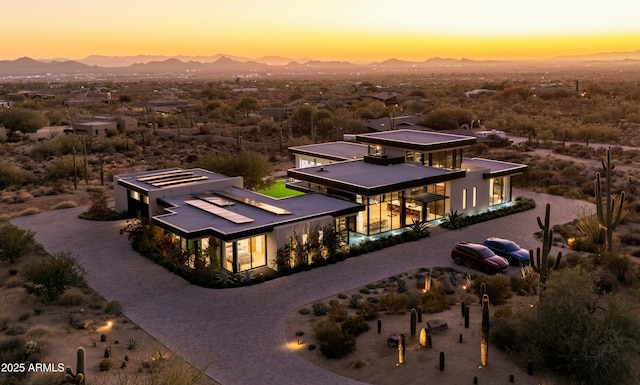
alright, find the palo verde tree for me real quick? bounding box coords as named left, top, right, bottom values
left=23, top=252, right=85, bottom=302
left=595, top=147, right=625, bottom=251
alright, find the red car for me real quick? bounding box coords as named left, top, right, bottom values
left=451, top=242, right=509, bottom=274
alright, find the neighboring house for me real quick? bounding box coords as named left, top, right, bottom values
left=0, top=100, right=10, bottom=108
left=0, top=126, right=6, bottom=141
left=114, top=168, right=362, bottom=274
left=287, top=129, right=527, bottom=241
left=146, top=99, right=193, bottom=113
left=366, top=115, right=423, bottom=132
left=369, top=91, right=400, bottom=105
left=70, top=115, right=137, bottom=137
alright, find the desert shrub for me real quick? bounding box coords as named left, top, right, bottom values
left=99, top=358, right=113, bottom=371
left=341, top=315, right=370, bottom=337
left=509, top=273, right=539, bottom=296
left=313, top=319, right=356, bottom=359
left=25, top=326, right=52, bottom=340
left=57, top=291, right=85, bottom=306
left=0, top=336, right=27, bottom=362
left=4, top=276, right=23, bottom=288
left=80, top=189, right=122, bottom=220
left=298, top=308, right=311, bottom=315
left=0, top=225, right=35, bottom=263
left=4, top=325, right=26, bottom=336
left=328, top=302, right=349, bottom=323
left=493, top=268, right=640, bottom=385
left=18, top=207, right=39, bottom=216
left=395, top=279, right=408, bottom=293
left=598, top=252, right=637, bottom=285
left=472, top=274, right=513, bottom=305
left=18, top=313, right=30, bottom=322
left=378, top=292, right=409, bottom=314
left=355, top=301, right=379, bottom=321
left=0, top=161, right=36, bottom=189
left=348, top=294, right=361, bottom=309
left=312, top=301, right=328, bottom=316
left=419, top=289, right=455, bottom=313
left=105, top=300, right=123, bottom=315
left=22, top=252, right=85, bottom=302
left=52, top=200, right=78, bottom=210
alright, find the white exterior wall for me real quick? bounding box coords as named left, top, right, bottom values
left=271, top=215, right=333, bottom=271
left=295, top=154, right=335, bottom=168
left=113, top=177, right=130, bottom=213
left=449, top=169, right=490, bottom=216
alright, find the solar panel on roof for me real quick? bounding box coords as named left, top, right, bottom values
left=150, top=175, right=208, bottom=187
left=199, top=195, right=235, bottom=207
left=185, top=200, right=254, bottom=224
left=138, top=169, right=189, bottom=182
left=215, top=190, right=291, bottom=215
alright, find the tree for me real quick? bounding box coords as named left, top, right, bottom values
left=492, top=268, right=640, bottom=385
left=422, top=106, right=472, bottom=130
left=235, top=97, right=260, bottom=117
left=196, top=151, right=273, bottom=190
left=23, top=252, right=85, bottom=302
left=0, top=225, right=35, bottom=263
left=0, top=107, right=47, bottom=134
left=289, top=105, right=316, bottom=137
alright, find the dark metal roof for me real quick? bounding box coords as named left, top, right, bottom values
left=355, top=129, right=476, bottom=152
left=288, top=160, right=466, bottom=196
left=152, top=186, right=363, bottom=241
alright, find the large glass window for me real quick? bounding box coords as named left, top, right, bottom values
left=428, top=150, right=461, bottom=169
left=236, top=235, right=266, bottom=272
left=490, top=177, right=510, bottom=206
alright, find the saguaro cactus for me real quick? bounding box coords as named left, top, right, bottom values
left=480, top=294, right=489, bottom=367
left=65, top=347, right=86, bottom=385
left=529, top=203, right=562, bottom=283
left=595, top=147, right=625, bottom=252
left=398, top=334, right=405, bottom=364
left=410, top=308, right=417, bottom=337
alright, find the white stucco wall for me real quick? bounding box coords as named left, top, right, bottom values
left=449, top=168, right=490, bottom=215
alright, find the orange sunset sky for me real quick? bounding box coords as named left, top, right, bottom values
left=3, top=0, right=640, bottom=62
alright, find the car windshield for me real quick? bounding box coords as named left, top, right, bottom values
left=478, top=248, right=495, bottom=258
left=502, top=241, right=521, bottom=252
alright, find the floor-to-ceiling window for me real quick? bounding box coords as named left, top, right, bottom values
left=236, top=235, right=266, bottom=271
left=490, top=177, right=510, bottom=206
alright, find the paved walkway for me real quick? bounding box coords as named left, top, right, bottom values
left=10, top=189, right=585, bottom=385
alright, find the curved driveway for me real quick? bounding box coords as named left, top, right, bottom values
left=10, top=189, right=584, bottom=385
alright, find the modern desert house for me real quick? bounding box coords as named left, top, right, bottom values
left=287, top=129, right=527, bottom=242
left=114, top=168, right=362, bottom=273
left=114, top=129, right=527, bottom=274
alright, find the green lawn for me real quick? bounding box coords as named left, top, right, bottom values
left=258, top=180, right=304, bottom=198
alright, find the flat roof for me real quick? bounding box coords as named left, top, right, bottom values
left=116, top=168, right=232, bottom=193
left=356, top=129, right=476, bottom=152
left=288, top=160, right=466, bottom=196
left=463, top=158, right=528, bottom=178
left=153, top=186, right=363, bottom=240
left=288, top=141, right=368, bottom=161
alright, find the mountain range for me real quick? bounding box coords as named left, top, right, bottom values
left=2, top=51, right=640, bottom=78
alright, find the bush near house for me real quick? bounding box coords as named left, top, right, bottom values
left=440, top=196, right=536, bottom=229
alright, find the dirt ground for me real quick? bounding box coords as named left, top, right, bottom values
left=0, top=233, right=219, bottom=385
left=286, top=270, right=564, bottom=385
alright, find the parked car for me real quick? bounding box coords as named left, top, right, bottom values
left=451, top=242, right=509, bottom=274
left=482, top=237, right=530, bottom=266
